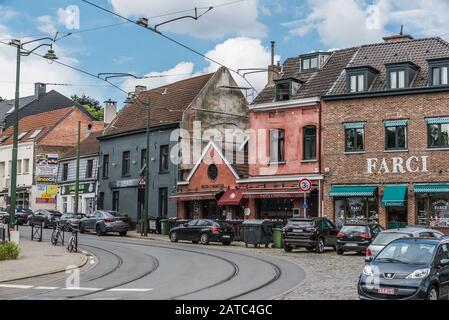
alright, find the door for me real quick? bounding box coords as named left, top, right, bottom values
left=178, top=220, right=197, bottom=241
left=192, top=220, right=211, bottom=241
left=436, top=244, right=449, bottom=298
left=323, top=219, right=338, bottom=246
left=85, top=211, right=100, bottom=230
left=387, top=207, right=408, bottom=229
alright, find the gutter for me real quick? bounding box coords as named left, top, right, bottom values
left=250, top=97, right=320, bottom=111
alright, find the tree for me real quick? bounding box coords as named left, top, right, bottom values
left=71, top=94, right=104, bottom=121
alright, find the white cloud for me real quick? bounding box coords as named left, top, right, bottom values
left=109, top=0, right=266, bottom=39
left=37, top=15, right=57, bottom=34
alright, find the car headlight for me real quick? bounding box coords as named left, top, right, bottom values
left=406, top=268, right=431, bottom=279
left=362, top=265, right=375, bottom=277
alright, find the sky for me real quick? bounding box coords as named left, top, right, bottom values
left=1, top=0, right=449, bottom=107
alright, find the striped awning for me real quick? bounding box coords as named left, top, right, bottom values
left=329, top=186, right=377, bottom=197
left=384, top=120, right=408, bottom=127
left=427, top=117, right=449, bottom=125
left=414, top=185, right=449, bottom=193
left=344, top=122, right=365, bottom=129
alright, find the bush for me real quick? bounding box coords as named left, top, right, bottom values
left=0, top=242, right=20, bottom=261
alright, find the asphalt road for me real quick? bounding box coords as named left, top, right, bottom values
left=0, top=227, right=305, bottom=300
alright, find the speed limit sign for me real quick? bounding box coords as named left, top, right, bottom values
left=298, top=178, right=312, bottom=192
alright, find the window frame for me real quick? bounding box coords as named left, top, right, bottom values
left=269, top=128, right=286, bottom=163
left=102, top=154, right=109, bottom=179
left=158, top=187, right=168, bottom=218
left=122, top=151, right=131, bottom=177
left=344, top=125, right=365, bottom=153
left=385, top=124, right=408, bottom=151
left=112, top=191, right=120, bottom=212
left=303, top=125, right=317, bottom=161
left=159, top=145, right=169, bottom=173
left=388, top=69, right=406, bottom=89
left=428, top=122, right=449, bottom=148
left=62, top=163, right=69, bottom=181
left=85, top=159, right=94, bottom=179
left=429, top=60, right=449, bottom=86
left=275, top=80, right=292, bottom=101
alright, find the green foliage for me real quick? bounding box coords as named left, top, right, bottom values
left=71, top=94, right=104, bottom=121
left=83, top=104, right=104, bottom=121
left=0, top=241, right=20, bottom=261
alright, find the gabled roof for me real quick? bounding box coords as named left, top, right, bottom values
left=102, top=72, right=215, bottom=137
left=328, top=37, right=449, bottom=95
left=0, top=107, right=75, bottom=145
left=0, top=95, right=36, bottom=122
left=60, top=131, right=102, bottom=160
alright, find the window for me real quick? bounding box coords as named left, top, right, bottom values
left=23, top=159, right=29, bottom=174
left=385, top=121, right=408, bottom=150
left=389, top=70, right=406, bottom=89
left=85, top=159, right=94, bottom=179
left=17, top=131, right=28, bottom=141
left=158, top=188, right=168, bottom=218
left=303, top=126, right=317, bottom=160
left=207, top=164, right=218, bottom=181
left=428, top=118, right=449, bottom=148
left=432, top=66, right=449, bottom=86
left=112, top=191, right=119, bottom=211
left=98, top=192, right=104, bottom=210
left=28, top=128, right=43, bottom=139
left=62, top=197, right=68, bottom=213
left=269, top=128, right=285, bottom=163
left=350, top=74, right=365, bottom=93
left=275, top=79, right=301, bottom=101
left=302, top=56, right=318, bottom=71
left=17, top=160, right=22, bottom=174
left=102, top=154, right=109, bottom=178
left=344, top=123, right=365, bottom=152
left=141, top=149, right=147, bottom=170
left=159, top=145, right=169, bottom=172
left=62, top=163, right=69, bottom=181
left=122, top=151, right=130, bottom=176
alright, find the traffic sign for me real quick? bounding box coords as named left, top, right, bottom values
left=298, top=178, right=312, bottom=192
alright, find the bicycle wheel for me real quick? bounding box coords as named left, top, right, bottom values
left=67, top=236, right=75, bottom=252
left=51, top=230, right=57, bottom=245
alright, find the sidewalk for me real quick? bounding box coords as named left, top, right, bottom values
left=0, top=239, right=89, bottom=282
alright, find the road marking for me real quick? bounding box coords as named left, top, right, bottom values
left=107, top=288, right=153, bottom=292
left=34, top=286, right=59, bottom=290
left=0, top=284, right=33, bottom=289
left=62, top=287, right=101, bottom=291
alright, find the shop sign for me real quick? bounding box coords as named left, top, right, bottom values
left=432, top=200, right=449, bottom=212
left=60, top=183, right=95, bottom=195
left=36, top=154, right=59, bottom=177
left=36, top=176, right=56, bottom=183
left=367, top=156, right=428, bottom=175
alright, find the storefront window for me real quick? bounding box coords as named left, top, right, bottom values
left=417, top=197, right=428, bottom=226
left=367, top=197, right=379, bottom=223
left=259, top=198, right=294, bottom=221
left=430, top=195, right=449, bottom=227
left=347, top=198, right=366, bottom=223
left=334, top=197, right=379, bottom=225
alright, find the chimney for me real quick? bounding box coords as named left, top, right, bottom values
left=383, top=26, right=414, bottom=43
left=267, top=41, right=280, bottom=86
left=103, top=99, right=117, bottom=125
left=34, top=82, right=46, bottom=99
left=135, top=85, right=147, bottom=94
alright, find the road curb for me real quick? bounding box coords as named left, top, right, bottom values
left=0, top=248, right=91, bottom=283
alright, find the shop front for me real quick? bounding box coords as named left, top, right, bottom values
left=415, top=184, right=449, bottom=233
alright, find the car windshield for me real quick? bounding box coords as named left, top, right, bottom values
left=73, top=214, right=85, bottom=219
left=288, top=220, right=314, bottom=227
left=105, top=211, right=120, bottom=217
left=340, top=225, right=369, bottom=234
left=375, top=241, right=437, bottom=264
left=371, top=232, right=412, bottom=245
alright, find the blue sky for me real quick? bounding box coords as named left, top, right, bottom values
left=1, top=0, right=449, bottom=106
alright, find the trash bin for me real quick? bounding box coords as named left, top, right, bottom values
left=160, top=219, right=170, bottom=235
left=272, top=228, right=283, bottom=248
left=149, top=216, right=161, bottom=234
left=242, top=219, right=273, bottom=248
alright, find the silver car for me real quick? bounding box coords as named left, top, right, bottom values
left=79, top=210, right=129, bottom=236
left=366, top=226, right=444, bottom=258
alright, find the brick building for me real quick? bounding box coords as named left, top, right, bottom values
left=322, top=35, right=449, bottom=233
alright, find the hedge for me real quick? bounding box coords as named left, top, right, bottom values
left=0, top=242, right=20, bottom=261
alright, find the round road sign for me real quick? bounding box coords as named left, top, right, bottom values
left=298, top=178, right=312, bottom=192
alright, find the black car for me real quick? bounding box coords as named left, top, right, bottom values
left=282, top=218, right=339, bottom=253
left=15, top=208, right=33, bottom=225
left=28, top=209, right=62, bottom=228
left=169, top=219, right=234, bottom=245
left=336, top=223, right=384, bottom=255
left=359, top=238, right=449, bottom=300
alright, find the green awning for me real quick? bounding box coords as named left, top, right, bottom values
left=414, top=185, right=449, bottom=193
left=384, top=120, right=408, bottom=127
left=427, top=117, right=449, bottom=125
left=344, top=122, right=365, bottom=129
left=382, top=185, right=407, bottom=207
left=329, top=186, right=377, bottom=197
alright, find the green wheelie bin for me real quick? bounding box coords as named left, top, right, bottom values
left=272, top=228, right=283, bottom=249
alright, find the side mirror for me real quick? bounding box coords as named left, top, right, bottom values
left=440, top=259, right=449, bottom=267
left=365, top=256, right=373, bottom=263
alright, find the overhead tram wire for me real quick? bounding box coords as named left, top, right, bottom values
left=79, top=0, right=259, bottom=95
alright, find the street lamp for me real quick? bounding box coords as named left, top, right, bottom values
left=8, top=37, right=58, bottom=228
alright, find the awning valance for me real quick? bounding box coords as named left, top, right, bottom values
left=414, top=185, right=449, bottom=193
left=218, top=189, right=244, bottom=206
left=169, top=192, right=219, bottom=202
left=384, top=120, right=408, bottom=127
left=243, top=190, right=306, bottom=199
left=344, top=122, right=365, bottom=129
left=382, top=185, right=407, bottom=207
left=427, top=117, right=449, bottom=125
left=329, top=186, right=377, bottom=197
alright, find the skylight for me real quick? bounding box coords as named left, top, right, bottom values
left=18, top=131, right=28, bottom=141
left=28, top=128, right=44, bottom=139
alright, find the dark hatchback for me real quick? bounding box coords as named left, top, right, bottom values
left=28, top=209, right=62, bottom=228
left=359, top=238, right=449, bottom=300
left=336, top=223, right=384, bottom=255
left=282, top=218, right=339, bottom=253
left=169, top=219, right=234, bottom=245
left=15, top=208, right=33, bottom=225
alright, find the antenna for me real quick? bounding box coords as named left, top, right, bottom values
left=400, top=25, right=404, bottom=36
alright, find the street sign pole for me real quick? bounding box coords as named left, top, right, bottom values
left=298, top=178, right=312, bottom=219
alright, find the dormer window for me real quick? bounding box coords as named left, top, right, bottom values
left=346, top=66, right=379, bottom=94
left=274, top=78, right=302, bottom=101
left=386, top=62, right=419, bottom=90
left=302, top=56, right=318, bottom=71
left=428, top=58, right=449, bottom=86
left=300, top=52, right=332, bottom=73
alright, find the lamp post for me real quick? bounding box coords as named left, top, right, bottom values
left=8, top=38, right=58, bottom=228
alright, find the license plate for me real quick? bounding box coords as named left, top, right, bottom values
left=346, top=243, right=358, bottom=246
left=222, top=235, right=230, bottom=239
left=378, top=288, right=395, bottom=295
left=293, top=229, right=303, bottom=233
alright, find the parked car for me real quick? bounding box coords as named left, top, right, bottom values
left=359, top=237, right=449, bottom=300
left=169, top=219, right=234, bottom=245
left=336, top=223, right=384, bottom=255
left=59, top=213, right=86, bottom=230
left=28, top=209, right=62, bottom=228
left=15, top=207, right=33, bottom=225
left=0, top=210, right=9, bottom=224
left=366, top=227, right=444, bottom=259
left=79, top=210, right=129, bottom=236
left=282, top=217, right=339, bottom=253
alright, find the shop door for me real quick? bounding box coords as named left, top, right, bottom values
left=387, top=207, right=408, bottom=229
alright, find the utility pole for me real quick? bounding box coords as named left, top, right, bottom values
left=143, top=97, right=151, bottom=237
left=74, top=121, right=81, bottom=213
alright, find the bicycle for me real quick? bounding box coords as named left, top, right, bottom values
left=66, top=225, right=78, bottom=253
left=51, top=223, right=64, bottom=245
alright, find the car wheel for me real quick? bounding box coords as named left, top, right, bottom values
left=427, top=285, right=439, bottom=300
left=170, top=232, right=178, bottom=242
left=337, top=249, right=344, bottom=255
left=315, top=238, right=325, bottom=253
left=284, top=244, right=293, bottom=252
left=119, top=231, right=127, bottom=237
left=96, top=225, right=103, bottom=236
left=200, top=233, right=210, bottom=245
left=79, top=223, right=85, bottom=234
